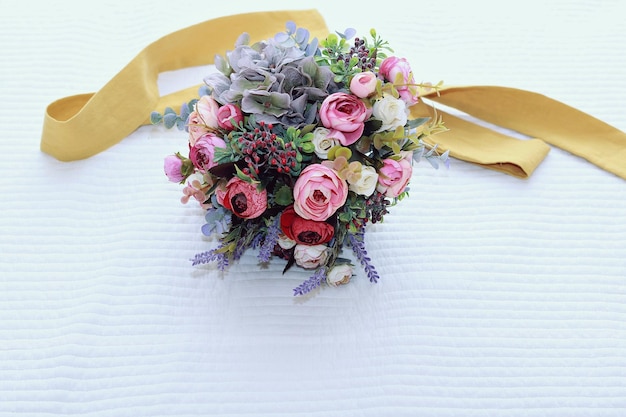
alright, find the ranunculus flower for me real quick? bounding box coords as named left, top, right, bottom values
left=188, top=96, right=221, bottom=146
left=311, top=127, right=338, bottom=159
left=189, top=133, right=226, bottom=171
left=216, top=103, right=243, bottom=130
left=379, top=56, right=420, bottom=105
left=280, top=205, right=334, bottom=246
left=326, top=264, right=353, bottom=286
left=319, top=92, right=368, bottom=146
left=293, top=244, right=328, bottom=269
left=372, top=94, right=408, bottom=132
left=376, top=158, right=413, bottom=198
left=293, top=164, right=348, bottom=222
left=349, top=71, right=377, bottom=98
left=214, top=179, right=228, bottom=206
left=163, top=154, right=184, bottom=183
left=220, top=177, right=267, bottom=219
left=348, top=165, right=378, bottom=197
left=187, top=111, right=205, bottom=146
left=196, top=95, right=221, bottom=128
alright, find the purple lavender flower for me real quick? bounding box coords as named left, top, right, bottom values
left=190, top=249, right=229, bottom=271
left=348, top=230, right=380, bottom=283
left=258, top=216, right=281, bottom=263
left=293, top=268, right=327, bottom=296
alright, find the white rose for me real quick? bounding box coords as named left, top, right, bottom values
left=326, top=264, right=353, bottom=287
left=372, top=94, right=408, bottom=132
left=311, top=127, right=338, bottom=159
left=293, top=244, right=328, bottom=269
left=348, top=165, right=379, bottom=197
left=277, top=233, right=296, bottom=250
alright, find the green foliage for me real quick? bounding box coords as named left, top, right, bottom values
left=150, top=99, right=198, bottom=131
left=274, top=184, right=294, bottom=206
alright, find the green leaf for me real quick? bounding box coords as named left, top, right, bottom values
left=325, top=33, right=338, bottom=47
left=300, top=143, right=314, bottom=154
left=234, top=164, right=254, bottom=183
left=407, top=117, right=431, bottom=130
left=274, top=185, right=294, bottom=206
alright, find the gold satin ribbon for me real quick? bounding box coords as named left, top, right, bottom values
left=40, top=9, right=626, bottom=180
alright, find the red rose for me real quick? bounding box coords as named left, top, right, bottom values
left=221, top=177, right=267, bottom=219
left=280, top=205, right=334, bottom=245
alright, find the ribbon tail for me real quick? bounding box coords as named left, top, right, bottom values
left=420, top=85, right=626, bottom=180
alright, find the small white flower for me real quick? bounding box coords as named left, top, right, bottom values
left=348, top=165, right=378, bottom=197
left=326, top=264, right=353, bottom=287
left=311, top=127, right=338, bottom=159
left=294, top=244, right=328, bottom=269
left=372, top=94, right=408, bottom=132
left=277, top=234, right=296, bottom=250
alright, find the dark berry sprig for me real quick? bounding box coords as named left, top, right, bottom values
left=336, top=37, right=377, bottom=72
left=365, top=191, right=390, bottom=224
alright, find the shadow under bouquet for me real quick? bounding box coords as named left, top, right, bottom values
left=153, top=21, right=448, bottom=295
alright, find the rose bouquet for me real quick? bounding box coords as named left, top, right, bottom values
left=153, top=21, right=448, bottom=295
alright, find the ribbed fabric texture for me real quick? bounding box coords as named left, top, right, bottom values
left=1, top=1, right=625, bottom=416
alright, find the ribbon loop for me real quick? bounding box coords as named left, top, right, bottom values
left=40, top=10, right=626, bottom=181
left=40, top=9, right=330, bottom=161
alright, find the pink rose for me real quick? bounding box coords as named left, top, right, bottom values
left=217, top=103, right=243, bottom=130
left=349, top=71, right=378, bottom=98
left=220, top=177, right=267, bottom=219
left=163, top=154, right=184, bottom=183
left=379, top=56, right=419, bottom=106
left=188, top=96, right=221, bottom=145
left=189, top=133, right=226, bottom=172
left=319, top=92, right=368, bottom=146
left=293, top=164, right=348, bottom=222
left=293, top=244, right=329, bottom=269
left=376, top=158, right=412, bottom=198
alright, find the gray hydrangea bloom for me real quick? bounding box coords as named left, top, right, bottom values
left=241, top=90, right=291, bottom=117
left=203, top=29, right=339, bottom=127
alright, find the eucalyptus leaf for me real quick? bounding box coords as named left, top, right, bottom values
left=163, top=113, right=177, bottom=129
left=295, top=27, right=309, bottom=46
left=285, top=21, right=296, bottom=35
left=150, top=111, right=162, bottom=125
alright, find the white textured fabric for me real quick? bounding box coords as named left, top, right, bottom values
left=1, top=1, right=625, bottom=416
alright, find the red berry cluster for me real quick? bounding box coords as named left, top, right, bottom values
left=236, top=121, right=298, bottom=178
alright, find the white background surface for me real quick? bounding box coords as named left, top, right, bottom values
left=1, top=1, right=625, bottom=416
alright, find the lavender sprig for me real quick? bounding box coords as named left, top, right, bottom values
left=348, top=230, right=380, bottom=283
left=190, top=248, right=230, bottom=271
left=250, top=232, right=264, bottom=249
left=232, top=239, right=247, bottom=261
left=258, top=216, right=281, bottom=263
left=293, top=267, right=327, bottom=296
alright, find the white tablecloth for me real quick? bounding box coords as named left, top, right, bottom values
left=1, top=1, right=625, bottom=416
